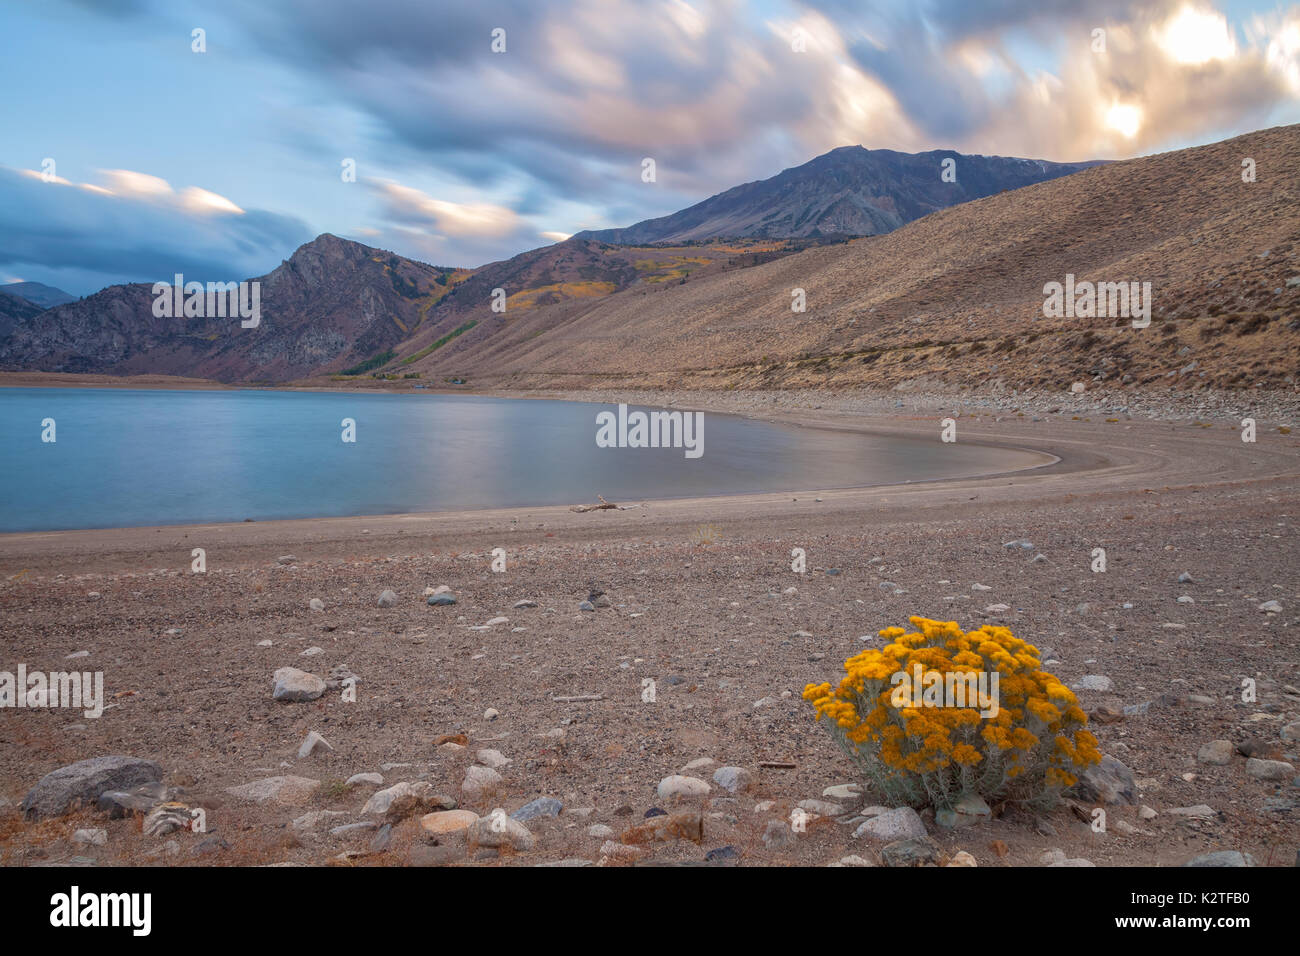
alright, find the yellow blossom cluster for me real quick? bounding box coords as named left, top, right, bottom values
left=803, top=616, right=1102, bottom=808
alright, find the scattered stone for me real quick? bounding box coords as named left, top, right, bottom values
left=623, top=811, right=705, bottom=845
left=1183, top=851, right=1255, bottom=867
left=853, top=806, right=927, bottom=842
left=1259, top=600, right=1283, bottom=613
left=277, top=555, right=298, bottom=565
left=72, top=828, right=108, bottom=846
left=761, top=819, right=797, bottom=850
left=475, top=749, right=512, bottom=770
left=1139, top=805, right=1158, bottom=820
left=798, top=799, right=845, bottom=817
left=271, top=667, right=326, bottom=703
left=363, top=781, right=453, bottom=821
left=308, top=598, right=325, bottom=612
left=346, top=772, right=383, bottom=787
left=298, top=731, right=332, bottom=759
left=513, top=600, right=538, bottom=609
left=1281, top=721, right=1300, bottom=743
left=946, top=850, right=978, bottom=867
left=420, top=809, right=479, bottom=835
left=483, top=708, right=499, bottom=721
left=22, top=756, right=164, bottom=820
left=370, top=824, right=393, bottom=853
left=1245, top=757, right=1295, bottom=781
left=705, top=845, right=739, bottom=864
left=657, top=775, right=711, bottom=801
left=511, top=797, right=563, bottom=822
left=97, top=781, right=170, bottom=818
left=711, top=766, right=752, bottom=793
left=468, top=810, right=535, bottom=851
left=822, top=784, right=862, bottom=801
left=1197, top=740, right=1234, bottom=766
left=587, top=824, right=616, bottom=839
left=462, top=765, right=504, bottom=798
left=834, top=854, right=875, bottom=867
left=377, top=589, right=399, bottom=607
left=882, top=836, right=944, bottom=867
left=680, top=757, right=717, bottom=773
left=935, top=793, right=991, bottom=828
left=1071, top=755, right=1139, bottom=805
left=427, top=594, right=456, bottom=606
left=599, top=840, right=643, bottom=861
left=1178, top=571, right=1194, bottom=583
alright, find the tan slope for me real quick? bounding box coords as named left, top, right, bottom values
left=415, top=124, right=1300, bottom=392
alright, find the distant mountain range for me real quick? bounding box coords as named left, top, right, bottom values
left=575, top=146, right=1101, bottom=243
left=2, top=129, right=1296, bottom=391
left=0, top=281, right=75, bottom=309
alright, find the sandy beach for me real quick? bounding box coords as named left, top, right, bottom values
left=2, top=391, right=1298, bottom=867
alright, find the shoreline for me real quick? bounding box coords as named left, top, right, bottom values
left=1, top=395, right=1296, bottom=868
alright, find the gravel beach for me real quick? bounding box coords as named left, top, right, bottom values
left=1, top=389, right=1297, bottom=867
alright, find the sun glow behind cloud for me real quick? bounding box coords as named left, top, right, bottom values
left=1154, top=5, right=1238, bottom=65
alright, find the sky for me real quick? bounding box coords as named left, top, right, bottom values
left=2, top=0, right=1299, bottom=295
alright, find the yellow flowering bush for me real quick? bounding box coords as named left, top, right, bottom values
left=803, top=616, right=1101, bottom=810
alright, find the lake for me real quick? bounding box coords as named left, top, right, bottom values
left=0, top=388, right=1046, bottom=531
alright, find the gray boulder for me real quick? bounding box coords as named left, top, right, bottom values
left=22, top=756, right=163, bottom=820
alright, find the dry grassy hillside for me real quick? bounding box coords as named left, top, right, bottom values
left=403, top=125, right=1300, bottom=393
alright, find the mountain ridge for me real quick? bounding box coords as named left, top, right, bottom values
left=574, top=145, right=1101, bottom=244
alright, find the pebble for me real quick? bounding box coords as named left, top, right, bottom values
left=346, top=772, right=383, bottom=787
left=72, top=828, right=108, bottom=846
left=946, top=850, right=978, bottom=867
left=475, top=749, right=512, bottom=770
left=469, top=811, right=535, bottom=851
left=511, top=797, right=563, bottom=822
left=427, top=594, right=456, bottom=606
left=1196, top=740, right=1234, bottom=766
left=1167, top=804, right=1217, bottom=819
left=761, top=819, right=797, bottom=850
left=298, top=731, right=332, bottom=758
left=420, top=809, right=479, bottom=835
left=377, top=590, right=398, bottom=607
left=587, top=824, right=616, bottom=839
left=462, top=765, right=504, bottom=798
left=711, top=766, right=752, bottom=793
left=1259, top=600, right=1283, bottom=613
left=483, top=707, right=499, bottom=721
left=308, top=598, right=325, bottom=612
left=822, top=784, right=862, bottom=801
left=657, top=775, right=711, bottom=801
left=881, top=836, right=944, bottom=867
left=1183, top=851, right=1255, bottom=867
left=1245, top=757, right=1295, bottom=781
left=853, top=806, right=927, bottom=842
left=272, top=667, right=326, bottom=703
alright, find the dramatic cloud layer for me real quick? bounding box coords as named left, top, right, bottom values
left=3, top=0, right=1299, bottom=292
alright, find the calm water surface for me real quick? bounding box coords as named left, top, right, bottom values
left=0, top=388, right=1045, bottom=531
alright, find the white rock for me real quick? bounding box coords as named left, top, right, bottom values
left=308, top=598, right=325, bottom=612
left=272, top=667, right=326, bottom=702
left=656, top=774, right=711, bottom=801
left=73, top=828, right=108, bottom=846
left=462, top=765, right=504, bottom=798
left=298, top=731, right=332, bottom=759
left=468, top=809, right=535, bottom=851
left=346, top=772, right=383, bottom=787
left=853, top=806, right=926, bottom=842
left=475, top=749, right=512, bottom=770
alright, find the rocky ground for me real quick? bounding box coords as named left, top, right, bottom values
left=0, top=390, right=1297, bottom=867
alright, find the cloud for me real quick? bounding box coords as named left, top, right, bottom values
left=369, top=180, right=524, bottom=238
left=0, top=165, right=312, bottom=295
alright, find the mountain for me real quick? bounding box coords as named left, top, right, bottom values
left=0, top=289, right=45, bottom=339
left=395, top=125, right=1300, bottom=392
left=574, top=146, right=1100, bottom=244
left=0, top=235, right=460, bottom=382
left=0, top=281, right=75, bottom=309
